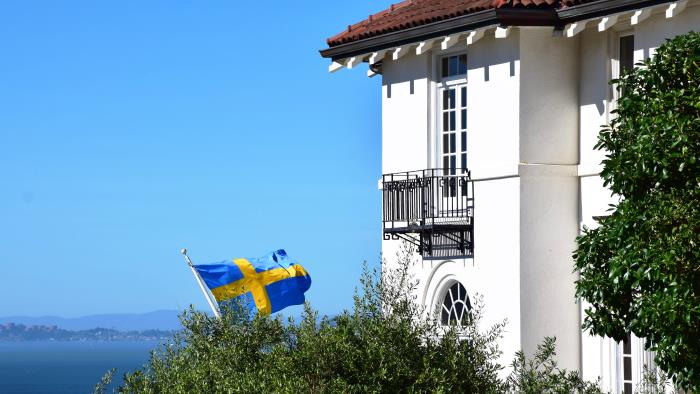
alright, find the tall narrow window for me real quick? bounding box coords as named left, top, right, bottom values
left=438, top=54, right=468, bottom=197
left=615, top=33, right=635, bottom=394
left=614, top=34, right=635, bottom=102
left=622, top=333, right=633, bottom=394
left=619, top=35, right=635, bottom=74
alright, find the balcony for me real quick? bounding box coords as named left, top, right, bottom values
left=382, top=168, right=474, bottom=259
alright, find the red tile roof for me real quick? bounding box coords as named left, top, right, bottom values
left=326, top=0, right=584, bottom=47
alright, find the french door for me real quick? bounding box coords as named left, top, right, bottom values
left=439, top=82, right=468, bottom=198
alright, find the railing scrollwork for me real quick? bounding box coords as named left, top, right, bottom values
left=382, top=168, right=474, bottom=259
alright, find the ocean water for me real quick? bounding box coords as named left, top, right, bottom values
left=0, top=341, right=159, bottom=394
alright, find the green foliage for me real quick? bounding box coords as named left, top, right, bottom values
left=112, top=246, right=603, bottom=393
left=116, top=248, right=505, bottom=393
left=597, top=32, right=700, bottom=198
left=636, top=366, right=680, bottom=394
left=94, top=368, right=115, bottom=394
left=507, top=337, right=603, bottom=394
left=575, top=32, right=700, bottom=391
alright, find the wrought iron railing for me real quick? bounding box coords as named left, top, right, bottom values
left=382, top=168, right=474, bottom=258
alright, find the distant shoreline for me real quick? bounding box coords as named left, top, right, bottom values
left=0, top=310, right=183, bottom=332
left=0, top=323, right=177, bottom=342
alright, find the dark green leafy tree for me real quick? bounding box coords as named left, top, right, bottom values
left=574, top=32, right=700, bottom=391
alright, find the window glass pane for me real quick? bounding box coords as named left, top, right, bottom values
left=620, top=35, right=634, bottom=74
left=623, top=334, right=631, bottom=354
left=449, top=56, right=459, bottom=76
left=449, top=89, right=456, bottom=109
left=624, top=383, right=632, bottom=394
left=441, top=308, right=449, bottom=325
left=461, top=153, right=467, bottom=171
left=623, top=357, right=632, bottom=380
left=461, top=109, right=467, bottom=130
left=461, top=87, right=467, bottom=107
left=443, top=134, right=449, bottom=154
left=441, top=54, right=468, bottom=79
left=442, top=90, right=449, bottom=110
left=444, top=292, right=453, bottom=309
left=450, top=156, right=456, bottom=175
left=443, top=113, right=448, bottom=131
left=450, top=112, right=456, bottom=131
left=461, top=131, right=467, bottom=152
left=450, top=134, right=456, bottom=153
left=443, top=156, right=449, bottom=171
left=454, top=301, right=463, bottom=317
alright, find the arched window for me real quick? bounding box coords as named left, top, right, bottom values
left=440, top=282, right=472, bottom=326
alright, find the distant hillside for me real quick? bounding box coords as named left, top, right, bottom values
left=0, top=323, right=176, bottom=342
left=0, top=310, right=182, bottom=331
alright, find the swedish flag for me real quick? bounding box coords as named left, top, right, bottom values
left=194, top=250, right=311, bottom=315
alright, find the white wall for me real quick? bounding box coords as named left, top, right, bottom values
left=466, top=32, right=520, bottom=179
left=380, top=50, right=432, bottom=279
left=634, top=3, right=700, bottom=59
left=578, top=28, right=610, bottom=174
left=518, top=164, right=581, bottom=371
left=518, top=28, right=581, bottom=371
left=381, top=31, right=523, bottom=372
left=415, top=177, right=522, bottom=371
left=382, top=52, right=431, bottom=174
left=519, top=28, right=580, bottom=166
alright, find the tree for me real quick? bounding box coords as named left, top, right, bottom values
left=106, top=246, right=603, bottom=393
left=574, top=31, right=700, bottom=391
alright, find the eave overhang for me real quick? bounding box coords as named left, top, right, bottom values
left=557, top=0, right=675, bottom=20
left=319, top=0, right=677, bottom=61
left=320, top=9, right=500, bottom=61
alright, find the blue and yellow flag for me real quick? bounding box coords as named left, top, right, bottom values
left=194, top=250, right=311, bottom=315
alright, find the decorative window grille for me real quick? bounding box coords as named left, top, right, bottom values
left=440, top=282, right=472, bottom=326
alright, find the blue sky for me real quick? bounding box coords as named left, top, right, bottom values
left=0, top=1, right=392, bottom=317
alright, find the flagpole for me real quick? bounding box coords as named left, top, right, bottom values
left=181, top=248, right=221, bottom=319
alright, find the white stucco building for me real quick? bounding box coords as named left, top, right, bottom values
left=321, top=0, right=699, bottom=392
